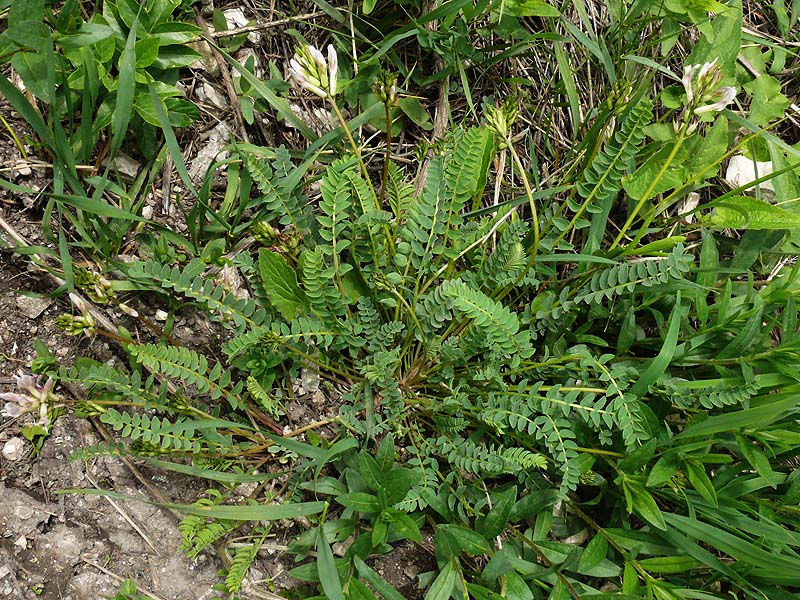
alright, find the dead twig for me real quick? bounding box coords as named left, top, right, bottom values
left=195, top=9, right=250, bottom=144
left=80, top=558, right=169, bottom=600
left=208, top=11, right=325, bottom=39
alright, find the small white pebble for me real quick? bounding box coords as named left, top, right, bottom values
left=155, top=309, right=169, bottom=321
left=2, top=437, right=26, bottom=461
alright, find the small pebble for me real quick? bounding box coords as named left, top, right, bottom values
left=2, top=437, right=26, bottom=461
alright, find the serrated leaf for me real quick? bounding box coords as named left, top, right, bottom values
left=258, top=248, right=308, bottom=319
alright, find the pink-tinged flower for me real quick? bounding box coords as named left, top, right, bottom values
left=1, top=371, right=59, bottom=430
left=327, top=44, right=338, bottom=96
left=288, top=44, right=339, bottom=99
left=681, top=58, right=736, bottom=117
left=694, top=85, right=737, bottom=115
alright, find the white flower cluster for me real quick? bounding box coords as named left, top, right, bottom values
left=289, top=44, right=338, bottom=99
left=682, top=58, right=736, bottom=116
left=1, top=371, right=60, bottom=431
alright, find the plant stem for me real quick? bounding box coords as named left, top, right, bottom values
left=330, top=98, right=396, bottom=256
left=379, top=102, right=392, bottom=205
left=330, top=99, right=379, bottom=211
left=610, top=125, right=688, bottom=251
left=507, top=140, right=540, bottom=257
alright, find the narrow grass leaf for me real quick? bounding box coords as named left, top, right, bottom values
left=143, top=458, right=284, bottom=484
left=629, top=291, right=682, bottom=397
left=60, top=489, right=325, bottom=520
left=110, top=12, right=137, bottom=157
left=148, top=83, right=199, bottom=198
left=50, top=194, right=148, bottom=221
left=353, top=557, right=406, bottom=600
left=317, top=522, right=345, bottom=600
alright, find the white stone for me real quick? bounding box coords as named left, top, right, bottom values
left=154, top=309, right=169, bottom=321
left=2, top=437, right=25, bottom=461
left=725, top=155, right=775, bottom=196
left=15, top=295, right=52, bottom=319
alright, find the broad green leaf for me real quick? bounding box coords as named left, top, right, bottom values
left=354, top=557, right=406, bottom=600
left=686, top=0, right=741, bottom=71
left=375, top=434, right=395, bottom=472
left=637, top=556, right=702, bottom=574
left=504, top=0, right=561, bottom=17
left=646, top=454, right=680, bottom=488
left=363, top=0, right=377, bottom=15
left=437, top=525, right=492, bottom=556
left=385, top=509, right=422, bottom=543
left=317, top=522, right=345, bottom=600
left=735, top=434, right=775, bottom=481
left=707, top=196, right=800, bottom=229
left=629, top=291, right=682, bottom=397
left=9, top=0, right=44, bottom=26
left=622, top=143, right=688, bottom=201
left=358, top=451, right=384, bottom=492
left=623, top=479, right=666, bottom=530
left=135, top=90, right=199, bottom=128
left=578, top=534, right=608, bottom=573
left=338, top=493, right=380, bottom=513
left=151, top=45, right=202, bottom=69
left=150, top=22, right=202, bottom=44
left=258, top=249, right=308, bottom=319
left=10, top=51, right=50, bottom=101
left=504, top=571, right=534, bottom=600
left=346, top=577, right=378, bottom=600
left=476, top=487, right=516, bottom=539
left=135, top=35, right=160, bottom=68
left=424, top=558, right=458, bottom=600
left=548, top=579, right=570, bottom=600
left=744, top=74, right=790, bottom=126
left=383, top=468, right=420, bottom=507
left=55, top=22, right=114, bottom=48
left=398, top=97, right=433, bottom=130
left=8, top=20, right=51, bottom=52
left=683, top=459, right=718, bottom=506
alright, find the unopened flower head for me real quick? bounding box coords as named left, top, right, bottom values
left=0, top=371, right=60, bottom=430
left=289, top=44, right=339, bottom=99
left=373, top=70, right=398, bottom=106
left=485, top=97, right=518, bottom=145
left=681, top=58, right=736, bottom=117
